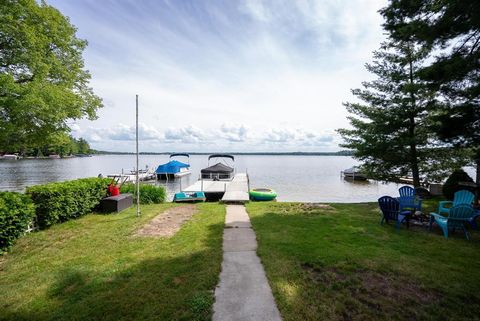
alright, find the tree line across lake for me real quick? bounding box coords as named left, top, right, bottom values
left=19, top=136, right=94, bottom=158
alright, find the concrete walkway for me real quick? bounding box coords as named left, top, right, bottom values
left=213, top=205, right=282, bottom=321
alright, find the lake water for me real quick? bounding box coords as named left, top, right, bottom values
left=0, top=154, right=413, bottom=202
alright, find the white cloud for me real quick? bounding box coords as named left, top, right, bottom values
left=219, top=124, right=248, bottom=142
left=264, top=128, right=296, bottom=143
left=164, top=126, right=208, bottom=144
left=106, top=123, right=162, bottom=141
left=262, top=128, right=335, bottom=147
left=73, top=122, right=338, bottom=151
left=52, top=0, right=387, bottom=152
left=242, top=0, right=272, bottom=22
left=74, top=123, right=162, bottom=143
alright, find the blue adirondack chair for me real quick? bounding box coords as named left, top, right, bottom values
left=429, top=204, right=475, bottom=240
left=398, top=186, right=422, bottom=212
left=438, top=190, right=474, bottom=216
left=378, top=196, right=412, bottom=229
left=468, top=210, right=480, bottom=230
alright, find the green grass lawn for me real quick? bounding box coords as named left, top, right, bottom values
left=247, top=200, right=480, bottom=321
left=0, top=203, right=225, bottom=321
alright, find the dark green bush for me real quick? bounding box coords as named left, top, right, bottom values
left=27, top=178, right=110, bottom=228
left=442, top=169, right=475, bottom=200
left=0, top=192, right=35, bottom=252
left=120, top=184, right=166, bottom=204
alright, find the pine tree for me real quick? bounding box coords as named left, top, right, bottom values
left=381, top=0, right=480, bottom=185
left=338, top=40, right=466, bottom=186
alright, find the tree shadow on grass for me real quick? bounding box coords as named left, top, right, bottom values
left=3, top=222, right=224, bottom=321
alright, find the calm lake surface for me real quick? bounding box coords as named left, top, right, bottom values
left=0, top=155, right=412, bottom=202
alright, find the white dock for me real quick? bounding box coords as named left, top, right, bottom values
left=107, top=172, right=155, bottom=183
left=222, top=173, right=250, bottom=203
left=183, top=173, right=250, bottom=203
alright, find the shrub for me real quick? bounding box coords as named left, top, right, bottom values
left=442, top=169, right=475, bottom=200
left=0, top=192, right=35, bottom=252
left=120, top=184, right=166, bottom=204
left=27, top=178, right=110, bottom=228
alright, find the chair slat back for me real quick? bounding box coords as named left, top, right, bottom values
left=453, top=190, right=474, bottom=207
left=399, top=196, right=414, bottom=207
left=399, top=186, right=415, bottom=198
left=449, top=204, right=474, bottom=220
left=378, top=196, right=400, bottom=220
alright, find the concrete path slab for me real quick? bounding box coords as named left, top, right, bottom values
left=213, top=205, right=282, bottom=321
left=222, top=228, right=257, bottom=252
left=225, top=205, right=251, bottom=228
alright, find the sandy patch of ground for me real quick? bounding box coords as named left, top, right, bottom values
left=135, top=205, right=197, bottom=237
left=300, top=203, right=335, bottom=211
left=273, top=203, right=336, bottom=216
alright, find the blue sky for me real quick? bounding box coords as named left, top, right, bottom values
left=49, top=0, right=386, bottom=152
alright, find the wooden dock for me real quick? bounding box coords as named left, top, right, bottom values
left=183, top=173, right=250, bottom=203
left=222, top=173, right=250, bottom=203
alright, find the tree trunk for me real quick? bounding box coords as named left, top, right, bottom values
left=475, top=152, right=480, bottom=205
left=407, top=48, right=420, bottom=188
left=409, top=116, right=420, bottom=187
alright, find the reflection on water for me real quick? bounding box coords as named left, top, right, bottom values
left=0, top=154, right=463, bottom=203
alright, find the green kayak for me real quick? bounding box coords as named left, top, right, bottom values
left=249, top=188, right=277, bottom=201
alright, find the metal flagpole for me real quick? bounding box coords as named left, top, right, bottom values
left=136, top=94, right=140, bottom=217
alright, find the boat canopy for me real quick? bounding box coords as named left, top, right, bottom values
left=201, top=162, right=233, bottom=174
left=155, top=160, right=189, bottom=174
left=170, top=153, right=189, bottom=158
left=208, top=154, right=234, bottom=161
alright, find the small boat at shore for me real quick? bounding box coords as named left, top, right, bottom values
left=106, top=166, right=155, bottom=183
left=342, top=166, right=367, bottom=180
left=173, top=191, right=206, bottom=203
left=155, top=154, right=191, bottom=179
left=1, top=154, right=19, bottom=160
left=250, top=188, right=277, bottom=201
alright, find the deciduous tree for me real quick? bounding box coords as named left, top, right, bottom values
left=0, top=0, right=102, bottom=153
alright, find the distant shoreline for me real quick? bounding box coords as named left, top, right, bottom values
left=94, top=151, right=354, bottom=156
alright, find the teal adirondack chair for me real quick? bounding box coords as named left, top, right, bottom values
left=438, top=190, right=474, bottom=216
left=430, top=204, right=475, bottom=240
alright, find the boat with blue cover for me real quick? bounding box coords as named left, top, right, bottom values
left=173, top=191, right=206, bottom=203
left=155, top=154, right=191, bottom=179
